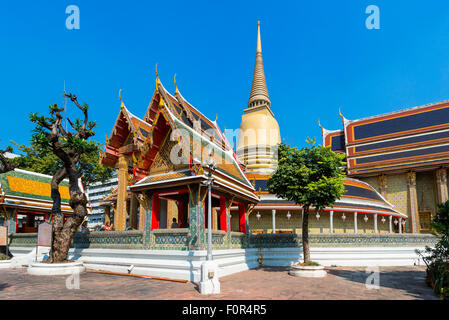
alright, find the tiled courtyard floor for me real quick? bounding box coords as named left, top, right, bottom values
left=0, top=266, right=438, bottom=300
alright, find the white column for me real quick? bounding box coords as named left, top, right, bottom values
left=272, top=209, right=276, bottom=234
left=354, top=212, right=358, bottom=234
left=329, top=211, right=334, bottom=234
left=374, top=214, right=378, bottom=233
left=399, top=218, right=403, bottom=234
left=389, top=216, right=393, bottom=233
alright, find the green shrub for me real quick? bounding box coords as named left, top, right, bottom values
left=417, top=200, right=449, bottom=300
left=297, top=260, right=320, bottom=266
left=0, top=253, right=9, bottom=260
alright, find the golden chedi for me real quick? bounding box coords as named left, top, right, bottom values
left=237, top=21, right=281, bottom=175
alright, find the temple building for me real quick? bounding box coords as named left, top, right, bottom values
left=322, top=100, right=449, bottom=234
left=236, top=22, right=407, bottom=234
left=0, top=169, right=86, bottom=233
left=100, top=73, right=259, bottom=249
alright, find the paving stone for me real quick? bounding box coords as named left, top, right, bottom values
left=0, top=266, right=438, bottom=300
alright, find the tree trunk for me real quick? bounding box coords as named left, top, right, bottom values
left=49, top=191, right=88, bottom=263
left=302, top=206, right=310, bottom=263
left=48, top=167, right=88, bottom=263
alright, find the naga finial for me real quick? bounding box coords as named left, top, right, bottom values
left=174, top=73, right=179, bottom=94
left=155, top=64, right=160, bottom=93
left=119, top=89, right=124, bottom=108
left=338, top=106, right=343, bottom=118
left=318, top=118, right=323, bottom=130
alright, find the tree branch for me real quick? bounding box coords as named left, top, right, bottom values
left=0, top=149, right=16, bottom=173
left=64, top=93, right=89, bottom=135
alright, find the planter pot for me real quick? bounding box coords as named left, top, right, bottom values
left=289, top=265, right=327, bottom=278
left=27, top=261, right=86, bottom=276
left=0, top=259, right=13, bottom=269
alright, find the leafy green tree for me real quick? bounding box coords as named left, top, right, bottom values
left=267, top=138, right=346, bottom=263
left=29, top=93, right=112, bottom=263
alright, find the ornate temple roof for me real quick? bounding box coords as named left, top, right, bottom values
left=101, top=76, right=258, bottom=203
left=0, top=169, right=75, bottom=213
left=249, top=175, right=405, bottom=218
left=320, top=124, right=345, bottom=154
left=323, top=99, right=449, bottom=176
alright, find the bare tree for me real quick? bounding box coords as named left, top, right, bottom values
left=30, top=94, right=97, bottom=263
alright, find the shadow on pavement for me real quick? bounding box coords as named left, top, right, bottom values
left=0, top=283, right=11, bottom=291
left=326, top=267, right=437, bottom=300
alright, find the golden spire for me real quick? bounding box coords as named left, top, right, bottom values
left=248, top=21, right=271, bottom=109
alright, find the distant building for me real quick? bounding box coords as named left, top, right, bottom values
left=4, top=152, right=19, bottom=159
left=86, top=172, right=118, bottom=229
left=322, top=100, right=449, bottom=233
left=0, top=169, right=88, bottom=233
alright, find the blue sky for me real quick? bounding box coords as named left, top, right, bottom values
left=2, top=0, right=449, bottom=151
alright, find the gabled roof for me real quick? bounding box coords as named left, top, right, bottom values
left=101, top=98, right=153, bottom=168
left=143, top=80, right=256, bottom=199
left=321, top=127, right=345, bottom=154
left=145, top=80, right=231, bottom=151
left=0, top=169, right=75, bottom=213
left=338, top=99, right=449, bottom=175
left=249, top=175, right=405, bottom=218
left=101, top=77, right=257, bottom=202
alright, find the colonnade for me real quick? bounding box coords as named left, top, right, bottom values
left=268, top=210, right=404, bottom=234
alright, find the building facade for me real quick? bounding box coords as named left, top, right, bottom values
left=86, top=172, right=118, bottom=229
left=322, top=101, right=449, bottom=233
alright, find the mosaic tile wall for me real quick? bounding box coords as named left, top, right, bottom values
left=249, top=233, right=438, bottom=248
left=382, top=173, right=408, bottom=218
left=9, top=230, right=437, bottom=250
left=72, top=231, right=144, bottom=249
left=151, top=230, right=190, bottom=251
left=9, top=232, right=37, bottom=247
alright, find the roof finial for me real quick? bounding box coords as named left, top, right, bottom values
left=215, top=113, right=218, bottom=122
left=174, top=73, right=178, bottom=94
left=119, top=89, right=124, bottom=109
left=318, top=118, right=323, bottom=130
left=155, top=64, right=160, bottom=93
